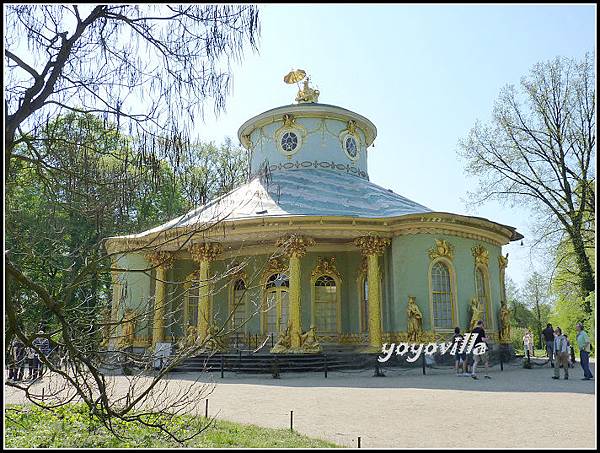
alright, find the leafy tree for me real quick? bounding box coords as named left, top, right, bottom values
left=458, top=53, right=596, bottom=303
left=5, top=4, right=259, bottom=442
left=521, top=272, right=553, bottom=349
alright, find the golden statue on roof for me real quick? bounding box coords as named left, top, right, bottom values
left=284, top=69, right=320, bottom=103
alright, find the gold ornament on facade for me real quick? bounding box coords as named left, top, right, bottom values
left=346, top=120, right=358, bottom=136
left=311, top=256, right=342, bottom=281
left=146, top=251, right=175, bottom=269
left=282, top=113, right=296, bottom=128
left=498, top=253, right=509, bottom=269
left=189, top=242, right=222, bottom=263
left=471, top=244, right=489, bottom=267
left=228, top=262, right=248, bottom=282
left=428, top=239, right=455, bottom=261
left=276, top=234, right=315, bottom=258
left=262, top=256, right=289, bottom=281
left=354, top=235, right=391, bottom=256
left=270, top=325, right=292, bottom=353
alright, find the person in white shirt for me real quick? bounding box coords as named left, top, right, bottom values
left=552, top=327, right=569, bottom=380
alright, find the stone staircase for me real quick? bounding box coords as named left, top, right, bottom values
left=170, top=351, right=378, bottom=374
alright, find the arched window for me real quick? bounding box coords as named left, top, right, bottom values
left=431, top=261, right=453, bottom=329
left=314, top=275, right=338, bottom=333
left=264, top=273, right=289, bottom=338
left=231, top=279, right=247, bottom=330
left=475, top=267, right=490, bottom=327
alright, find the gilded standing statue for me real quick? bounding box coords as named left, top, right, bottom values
left=407, top=296, right=423, bottom=342
left=499, top=300, right=511, bottom=342
left=469, top=297, right=483, bottom=331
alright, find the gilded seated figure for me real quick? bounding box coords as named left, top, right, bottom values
left=406, top=296, right=423, bottom=342
left=271, top=326, right=292, bottom=353
left=499, top=300, right=511, bottom=342
left=299, top=325, right=321, bottom=353
left=204, top=324, right=226, bottom=352
left=295, top=78, right=320, bottom=103
left=181, top=325, right=198, bottom=348
left=469, top=297, right=484, bottom=331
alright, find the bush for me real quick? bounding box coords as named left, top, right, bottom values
left=510, top=326, right=527, bottom=352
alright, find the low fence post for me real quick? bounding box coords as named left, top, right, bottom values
left=220, top=355, right=224, bottom=379
left=205, top=399, right=209, bottom=418
left=422, top=354, right=426, bottom=375
left=290, top=410, right=293, bottom=431
left=324, top=354, right=328, bottom=379
left=357, top=436, right=361, bottom=448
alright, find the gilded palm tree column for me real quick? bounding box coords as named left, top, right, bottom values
left=277, top=235, right=315, bottom=348
left=146, top=251, right=175, bottom=347
left=189, top=242, right=223, bottom=341
left=354, top=235, right=391, bottom=350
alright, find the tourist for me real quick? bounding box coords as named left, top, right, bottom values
left=31, top=331, right=51, bottom=380
left=523, top=328, right=535, bottom=359
left=575, top=323, right=593, bottom=380
left=451, top=327, right=467, bottom=376
left=470, top=320, right=491, bottom=380
left=8, top=337, right=26, bottom=382
left=542, top=323, right=554, bottom=367
left=25, top=345, right=37, bottom=380
left=552, top=327, right=569, bottom=380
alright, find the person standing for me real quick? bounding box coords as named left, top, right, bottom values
left=32, top=331, right=51, bottom=380
left=576, top=323, right=594, bottom=380
left=470, top=320, right=491, bottom=380
left=451, top=327, right=467, bottom=376
left=542, top=323, right=555, bottom=367
left=523, top=328, right=535, bottom=359
left=552, top=327, right=569, bottom=380
left=9, top=337, right=26, bottom=381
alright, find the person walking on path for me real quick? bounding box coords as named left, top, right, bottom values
left=552, top=327, right=569, bottom=380
left=470, top=320, right=491, bottom=380
left=542, top=323, right=555, bottom=367
left=576, top=323, right=594, bottom=380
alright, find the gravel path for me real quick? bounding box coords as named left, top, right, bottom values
left=5, top=361, right=596, bottom=448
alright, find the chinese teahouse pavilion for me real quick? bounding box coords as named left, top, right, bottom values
left=105, top=70, right=522, bottom=354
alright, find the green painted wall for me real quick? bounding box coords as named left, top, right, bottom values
left=117, top=234, right=505, bottom=342
left=390, top=234, right=503, bottom=333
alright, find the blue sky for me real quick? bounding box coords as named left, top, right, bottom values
left=195, top=4, right=596, bottom=288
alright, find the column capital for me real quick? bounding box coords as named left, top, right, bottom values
left=189, top=242, right=222, bottom=263
left=354, top=234, right=390, bottom=256
left=276, top=234, right=315, bottom=258
left=145, top=250, right=175, bottom=269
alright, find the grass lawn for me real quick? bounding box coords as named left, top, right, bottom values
left=5, top=404, right=341, bottom=448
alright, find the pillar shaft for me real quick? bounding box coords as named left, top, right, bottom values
left=152, top=266, right=167, bottom=345
left=289, top=255, right=302, bottom=348
left=367, top=254, right=382, bottom=348
left=197, top=259, right=210, bottom=340
left=354, top=235, right=390, bottom=351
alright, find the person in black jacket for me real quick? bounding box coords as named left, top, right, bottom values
left=542, top=323, right=555, bottom=367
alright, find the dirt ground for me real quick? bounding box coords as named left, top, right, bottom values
left=5, top=360, right=596, bottom=448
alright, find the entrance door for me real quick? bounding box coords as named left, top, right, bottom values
left=264, top=273, right=289, bottom=340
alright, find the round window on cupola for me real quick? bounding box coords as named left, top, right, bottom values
left=275, top=113, right=305, bottom=159
left=339, top=120, right=361, bottom=161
